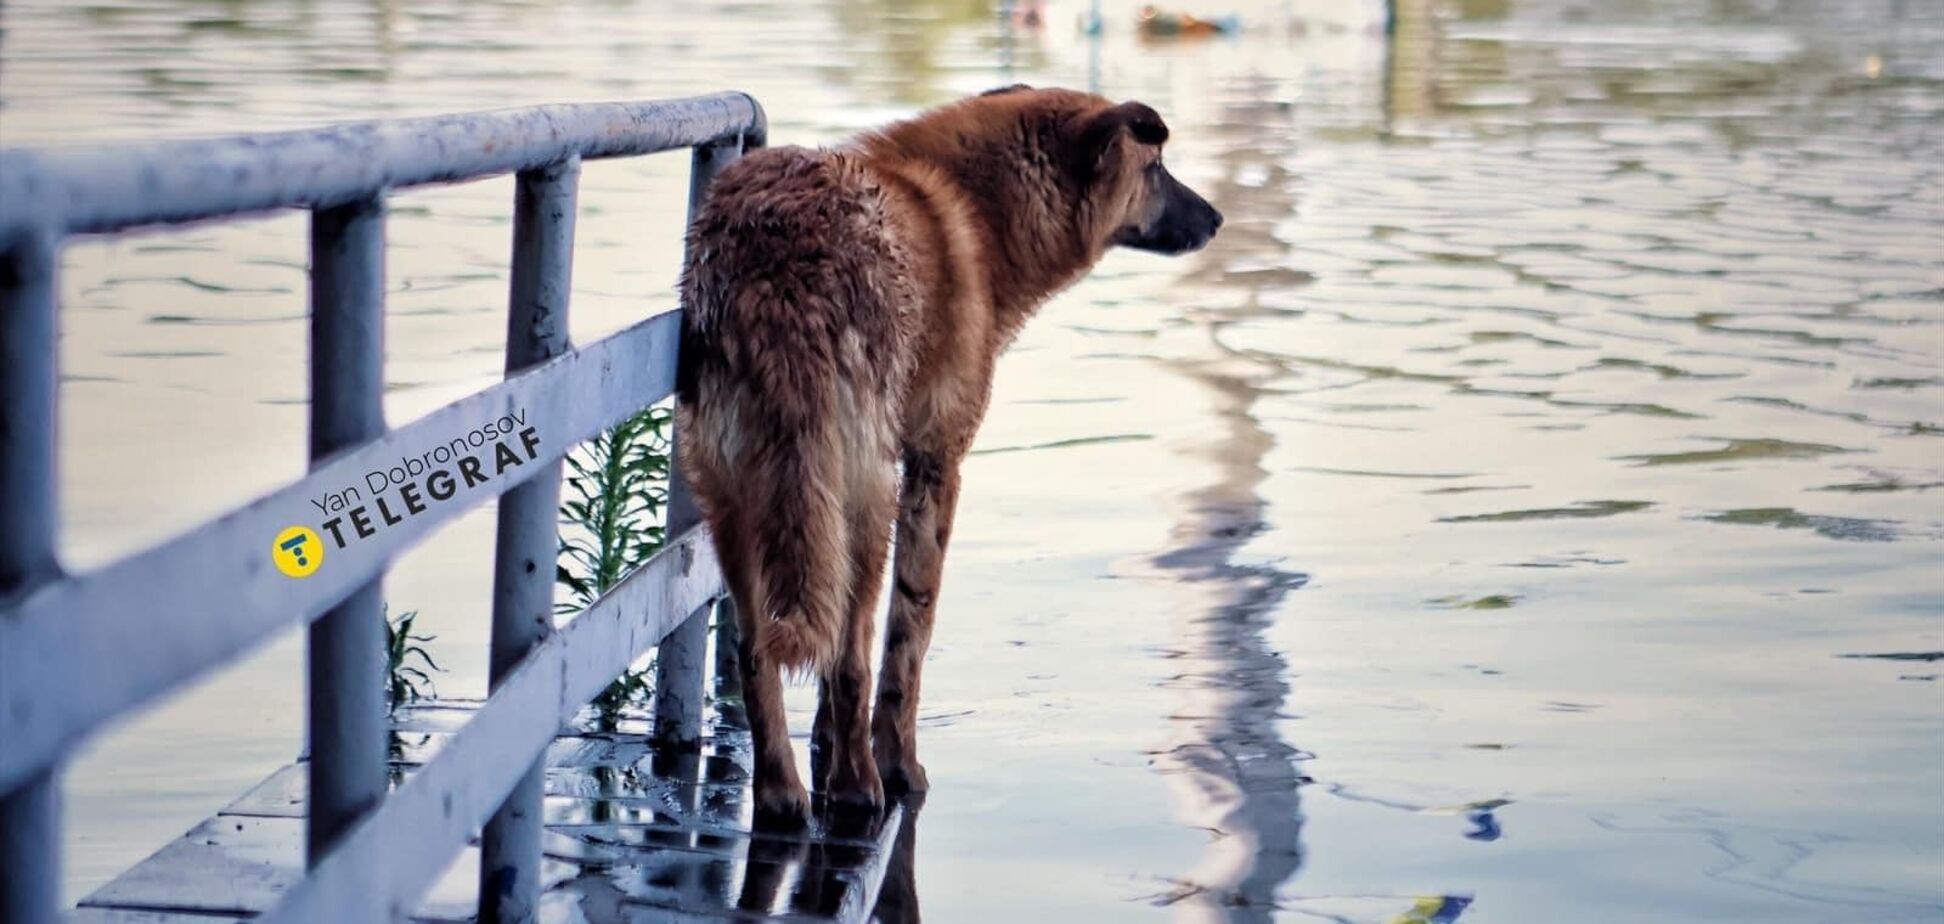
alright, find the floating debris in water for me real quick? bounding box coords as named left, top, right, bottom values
left=1390, top=895, right=1475, bottom=924
left=1135, top=7, right=1240, bottom=38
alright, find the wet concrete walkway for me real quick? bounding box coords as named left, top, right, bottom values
left=71, top=700, right=902, bottom=923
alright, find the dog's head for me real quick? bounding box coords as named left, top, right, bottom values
left=1063, top=97, right=1223, bottom=255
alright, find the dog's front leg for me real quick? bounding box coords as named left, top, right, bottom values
left=872, top=445, right=964, bottom=797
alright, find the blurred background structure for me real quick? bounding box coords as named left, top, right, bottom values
left=0, top=0, right=1939, bottom=921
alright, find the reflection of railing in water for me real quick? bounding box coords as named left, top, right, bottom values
left=0, top=94, right=764, bottom=923
left=1147, top=366, right=1310, bottom=919
left=1151, top=84, right=1311, bottom=921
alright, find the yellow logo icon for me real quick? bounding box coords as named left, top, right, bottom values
left=273, top=525, right=323, bottom=578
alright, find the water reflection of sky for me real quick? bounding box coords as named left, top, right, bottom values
left=4, top=0, right=1940, bottom=919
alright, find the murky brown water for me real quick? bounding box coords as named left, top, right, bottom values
left=4, top=0, right=1940, bottom=919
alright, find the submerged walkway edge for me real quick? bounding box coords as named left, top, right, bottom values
left=72, top=700, right=902, bottom=923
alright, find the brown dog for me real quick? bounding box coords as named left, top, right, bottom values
left=674, top=86, right=1221, bottom=825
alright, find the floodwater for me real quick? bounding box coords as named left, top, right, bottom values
left=4, top=0, right=1941, bottom=919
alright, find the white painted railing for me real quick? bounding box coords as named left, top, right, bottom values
left=0, top=92, right=765, bottom=923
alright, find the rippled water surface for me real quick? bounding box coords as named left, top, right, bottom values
left=4, top=0, right=1941, bottom=920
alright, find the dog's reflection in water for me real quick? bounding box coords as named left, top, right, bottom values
left=734, top=796, right=924, bottom=921
left=734, top=834, right=809, bottom=915
left=869, top=795, right=922, bottom=924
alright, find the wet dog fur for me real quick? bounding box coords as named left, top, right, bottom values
left=675, top=86, right=1222, bottom=825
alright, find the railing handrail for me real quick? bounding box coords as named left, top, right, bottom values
left=0, top=308, right=688, bottom=793
left=0, top=92, right=766, bottom=241
left=0, top=93, right=764, bottom=923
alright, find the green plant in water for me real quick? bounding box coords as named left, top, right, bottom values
left=557, top=404, right=672, bottom=725
left=384, top=606, right=442, bottom=715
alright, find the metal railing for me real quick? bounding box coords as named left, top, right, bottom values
left=0, top=92, right=766, bottom=923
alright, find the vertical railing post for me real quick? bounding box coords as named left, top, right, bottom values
left=712, top=598, right=742, bottom=706
left=653, top=136, right=747, bottom=750
left=479, top=156, right=579, bottom=924
left=306, top=196, right=389, bottom=866
left=0, top=227, right=62, bottom=924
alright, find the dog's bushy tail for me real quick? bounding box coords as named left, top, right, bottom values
left=677, top=297, right=852, bottom=675
left=738, top=421, right=849, bottom=673
left=676, top=146, right=889, bottom=675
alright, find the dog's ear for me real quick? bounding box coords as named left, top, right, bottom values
left=1070, top=101, right=1170, bottom=177
left=980, top=83, right=1033, bottom=97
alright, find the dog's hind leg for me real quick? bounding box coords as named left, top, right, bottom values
left=677, top=432, right=816, bottom=828
left=824, top=453, right=896, bottom=814
left=724, top=408, right=851, bottom=826
left=711, top=510, right=813, bottom=830
left=736, top=615, right=812, bottom=829
left=872, top=444, right=965, bottom=798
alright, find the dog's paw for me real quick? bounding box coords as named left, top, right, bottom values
left=751, top=781, right=812, bottom=832
left=878, top=757, right=929, bottom=800
left=826, top=762, right=885, bottom=818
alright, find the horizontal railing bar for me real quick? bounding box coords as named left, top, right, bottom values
left=258, top=524, right=723, bottom=924
left=0, top=92, right=765, bottom=242
left=0, top=308, right=687, bottom=795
